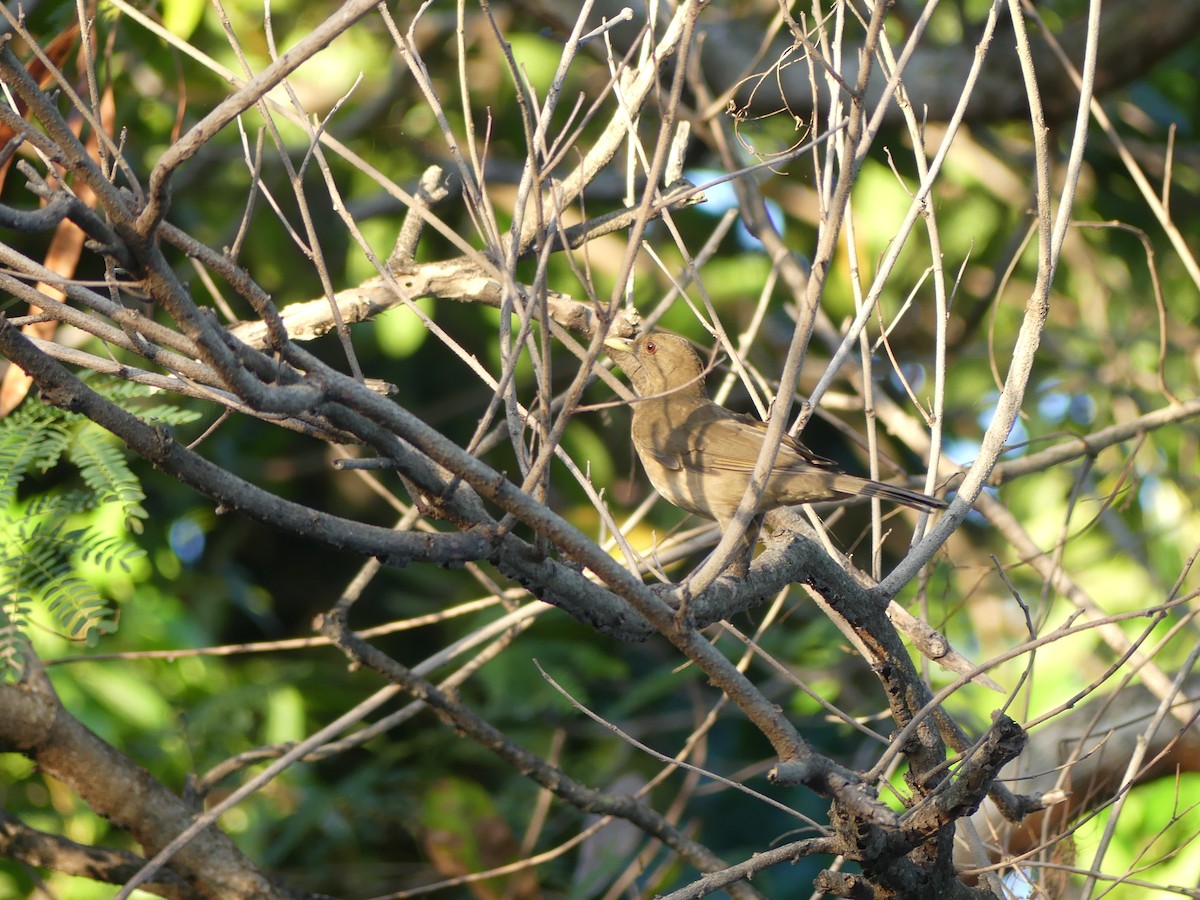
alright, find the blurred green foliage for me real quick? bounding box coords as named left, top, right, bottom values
left=1, top=0, right=1199, bottom=896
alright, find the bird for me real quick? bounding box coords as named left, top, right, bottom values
left=603, top=333, right=945, bottom=563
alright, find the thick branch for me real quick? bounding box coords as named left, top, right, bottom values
left=0, top=809, right=200, bottom=900
left=227, top=257, right=641, bottom=349
left=0, top=653, right=286, bottom=898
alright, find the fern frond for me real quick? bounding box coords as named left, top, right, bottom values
left=138, top=403, right=204, bottom=426
left=21, top=489, right=98, bottom=520
left=7, top=520, right=78, bottom=599
left=0, top=408, right=71, bottom=509
left=0, top=619, right=29, bottom=681
left=81, top=373, right=203, bottom=425
left=42, top=576, right=116, bottom=641
left=67, top=425, right=149, bottom=532
left=76, top=531, right=147, bottom=573
left=85, top=374, right=147, bottom=402
left=0, top=373, right=193, bottom=673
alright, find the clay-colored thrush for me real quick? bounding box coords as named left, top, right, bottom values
left=604, top=333, right=946, bottom=542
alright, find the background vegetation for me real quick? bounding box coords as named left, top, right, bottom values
left=2, top=0, right=1200, bottom=897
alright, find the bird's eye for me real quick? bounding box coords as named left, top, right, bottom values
left=644, top=340, right=656, bottom=355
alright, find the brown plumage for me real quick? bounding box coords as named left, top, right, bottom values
left=604, top=333, right=945, bottom=539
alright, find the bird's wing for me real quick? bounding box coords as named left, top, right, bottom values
left=644, top=446, right=684, bottom=471
left=674, top=408, right=844, bottom=474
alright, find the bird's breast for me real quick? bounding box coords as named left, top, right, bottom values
left=630, top=401, right=761, bottom=522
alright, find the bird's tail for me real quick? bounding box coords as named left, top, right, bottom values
left=830, top=475, right=947, bottom=512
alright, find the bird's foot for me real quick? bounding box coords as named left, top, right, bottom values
left=674, top=585, right=694, bottom=630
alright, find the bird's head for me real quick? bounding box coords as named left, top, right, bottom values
left=603, top=332, right=708, bottom=399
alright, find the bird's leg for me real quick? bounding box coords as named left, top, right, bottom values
left=697, top=513, right=764, bottom=584
left=674, top=521, right=752, bottom=624
left=674, top=582, right=694, bottom=629
left=725, top=514, right=764, bottom=579
left=677, top=515, right=764, bottom=628
left=674, top=517, right=759, bottom=627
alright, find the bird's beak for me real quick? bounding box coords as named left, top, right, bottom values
left=603, top=337, right=634, bottom=353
